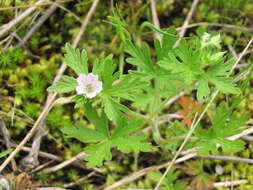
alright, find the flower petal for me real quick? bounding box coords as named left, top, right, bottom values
left=76, top=73, right=102, bottom=98
left=77, top=74, right=87, bottom=85
left=87, top=73, right=98, bottom=82
left=95, top=81, right=103, bottom=93
left=76, top=85, right=85, bottom=94
left=85, top=91, right=97, bottom=98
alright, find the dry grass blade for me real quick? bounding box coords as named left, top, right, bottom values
left=0, top=0, right=46, bottom=37
left=43, top=152, right=88, bottom=173
left=64, top=171, right=97, bottom=188
left=176, top=22, right=253, bottom=33
left=174, top=0, right=200, bottom=47
left=150, top=0, right=161, bottom=41
left=0, top=117, right=17, bottom=171
left=213, top=180, right=248, bottom=187
left=16, top=3, right=58, bottom=48
left=0, top=0, right=73, bottom=11
left=103, top=153, right=196, bottom=190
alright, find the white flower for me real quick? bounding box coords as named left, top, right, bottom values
left=215, top=164, right=223, bottom=175
left=76, top=73, right=103, bottom=98
left=201, top=32, right=221, bottom=49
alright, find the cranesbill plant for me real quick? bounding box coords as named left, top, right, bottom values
left=47, top=21, right=247, bottom=168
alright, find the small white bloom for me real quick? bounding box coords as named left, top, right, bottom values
left=201, top=32, right=221, bottom=49
left=76, top=73, right=103, bottom=98
left=215, top=164, right=223, bottom=175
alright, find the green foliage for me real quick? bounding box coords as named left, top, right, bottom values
left=62, top=102, right=150, bottom=167
left=84, top=102, right=109, bottom=137
left=47, top=44, right=148, bottom=123
left=0, top=52, right=12, bottom=68
left=103, top=96, right=130, bottom=123
left=195, top=102, right=247, bottom=154
left=47, top=21, right=244, bottom=171
left=111, top=118, right=150, bottom=154
left=62, top=122, right=107, bottom=143
left=24, top=103, right=39, bottom=118
left=159, top=34, right=240, bottom=100
left=47, top=75, right=77, bottom=93
left=84, top=140, right=113, bottom=167
left=148, top=169, right=187, bottom=190
left=0, top=149, right=12, bottom=158
left=37, top=172, right=50, bottom=183
left=1, top=1, right=252, bottom=189
left=124, top=39, right=155, bottom=74
left=92, top=54, right=119, bottom=89
left=64, top=43, right=88, bottom=75
left=164, top=121, right=188, bottom=151
left=47, top=106, right=72, bottom=130
left=103, top=73, right=149, bottom=101
left=17, top=73, right=48, bottom=101
left=62, top=103, right=150, bottom=167
left=0, top=48, right=25, bottom=69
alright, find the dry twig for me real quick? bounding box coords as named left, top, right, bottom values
left=0, top=118, right=17, bottom=171
left=0, top=0, right=72, bottom=11
left=43, top=152, right=88, bottom=173
left=103, top=153, right=196, bottom=190
left=1, top=140, right=87, bottom=170
left=16, top=3, right=59, bottom=48
left=176, top=22, right=253, bottom=33
left=174, top=0, right=200, bottom=47
left=20, top=123, right=48, bottom=171
left=213, top=180, right=248, bottom=187
left=150, top=0, right=161, bottom=41
left=0, top=0, right=46, bottom=38
left=64, top=171, right=97, bottom=188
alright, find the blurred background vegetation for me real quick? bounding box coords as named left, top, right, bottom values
left=0, top=0, right=253, bottom=189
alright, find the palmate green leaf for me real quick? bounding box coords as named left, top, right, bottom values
left=106, top=13, right=131, bottom=42
left=111, top=117, right=151, bottom=154
left=210, top=77, right=240, bottom=94
left=158, top=39, right=203, bottom=85
left=62, top=122, right=106, bottom=143
left=92, top=55, right=119, bottom=89
left=196, top=77, right=210, bottom=100
left=196, top=71, right=240, bottom=100
left=47, top=75, right=77, bottom=93
left=158, top=36, right=240, bottom=100
left=132, top=87, right=155, bottom=111
left=154, top=27, right=178, bottom=61
left=198, top=138, right=244, bottom=155
left=196, top=102, right=247, bottom=154
left=124, top=40, right=155, bottom=74
left=70, top=114, right=151, bottom=167
left=84, top=102, right=109, bottom=137
left=104, top=73, right=149, bottom=101
left=0, top=149, right=12, bottom=158
left=64, top=43, right=88, bottom=75
left=84, top=140, right=112, bottom=167
left=112, top=118, right=144, bottom=139
left=103, top=96, right=130, bottom=123
left=113, top=135, right=151, bottom=153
